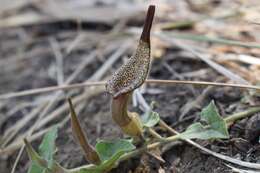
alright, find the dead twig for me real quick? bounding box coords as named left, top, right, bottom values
left=1, top=79, right=260, bottom=100
left=49, top=37, right=64, bottom=85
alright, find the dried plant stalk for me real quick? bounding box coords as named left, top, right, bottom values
left=68, top=98, right=100, bottom=164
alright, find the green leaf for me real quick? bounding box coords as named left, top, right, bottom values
left=27, top=126, right=58, bottom=173
left=179, top=101, right=229, bottom=140
left=95, top=139, right=135, bottom=162
left=39, top=126, right=58, bottom=168
left=201, top=101, right=228, bottom=137
left=201, top=101, right=229, bottom=137
left=141, top=107, right=160, bottom=128
left=94, top=150, right=128, bottom=173
left=28, top=164, right=44, bottom=173
left=69, top=139, right=135, bottom=173
left=179, top=123, right=228, bottom=139
left=25, top=139, right=48, bottom=173
left=76, top=139, right=135, bottom=173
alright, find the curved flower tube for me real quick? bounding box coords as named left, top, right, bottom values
left=106, top=5, right=155, bottom=137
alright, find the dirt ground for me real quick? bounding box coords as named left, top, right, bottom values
left=1, top=0, right=260, bottom=173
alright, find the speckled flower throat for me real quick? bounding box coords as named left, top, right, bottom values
left=106, top=40, right=150, bottom=98
left=106, top=5, right=155, bottom=138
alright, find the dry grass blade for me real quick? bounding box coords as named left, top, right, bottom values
left=166, top=32, right=260, bottom=49
left=65, top=33, right=85, bottom=55
left=1, top=103, right=46, bottom=147
left=156, top=33, right=250, bottom=85
left=225, top=164, right=259, bottom=173
left=1, top=79, right=260, bottom=100
left=89, top=40, right=132, bottom=81
left=179, top=84, right=215, bottom=120
left=222, top=54, right=260, bottom=66
left=68, top=98, right=100, bottom=164
left=0, top=81, right=106, bottom=99
left=49, top=37, right=64, bottom=85
left=0, top=2, right=145, bottom=28
left=146, top=79, right=259, bottom=90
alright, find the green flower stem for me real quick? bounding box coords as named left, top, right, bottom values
left=119, top=135, right=180, bottom=162
left=224, top=106, right=260, bottom=125
left=67, top=164, right=95, bottom=173
left=147, top=128, right=164, bottom=140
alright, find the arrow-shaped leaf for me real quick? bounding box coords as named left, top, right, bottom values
left=179, top=101, right=229, bottom=140
left=26, top=126, right=61, bottom=173
left=69, top=139, right=135, bottom=173
left=142, top=110, right=160, bottom=128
